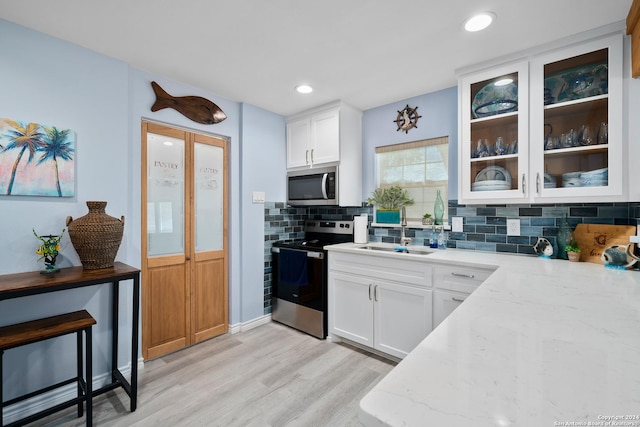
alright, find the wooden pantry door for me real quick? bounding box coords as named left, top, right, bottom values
left=141, top=121, right=228, bottom=360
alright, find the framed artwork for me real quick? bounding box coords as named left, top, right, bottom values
left=0, top=118, right=75, bottom=197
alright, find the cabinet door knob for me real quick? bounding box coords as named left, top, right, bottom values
left=374, top=284, right=378, bottom=301
left=536, top=172, right=541, bottom=194
left=368, top=283, right=372, bottom=300
left=305, top=150, right=309, bottom=165
left=522, top=174, right=526, bottom=195
left=452, top=297, right=466, bottom=303
left=311, top=148, right=315, bottom=164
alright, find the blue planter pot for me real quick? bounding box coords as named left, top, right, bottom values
left=376, top=209, right=400, bottom=224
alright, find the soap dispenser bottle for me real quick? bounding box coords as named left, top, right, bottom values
left=430, top=225, right=438, bottom=249
left=438, top=226, right=446, bottom=249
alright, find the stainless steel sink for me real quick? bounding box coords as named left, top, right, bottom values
left=356, top=245, right=434, bottom=255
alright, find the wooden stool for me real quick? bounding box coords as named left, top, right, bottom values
left=0, top=310, right=96, bottom=427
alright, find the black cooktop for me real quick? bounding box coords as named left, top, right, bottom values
left=273, top=220, right=354, bottom=251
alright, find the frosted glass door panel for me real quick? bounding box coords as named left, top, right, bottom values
left=147, top=132, right=185, bottom=257
left=195, top=142, right=224, bottom=252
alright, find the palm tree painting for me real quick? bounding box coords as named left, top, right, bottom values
left=0, top=118, right=75, bottom=197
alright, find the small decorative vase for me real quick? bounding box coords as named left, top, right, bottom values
left=67, top=201, right=125, bottom=270
left=434, top=190, right=445, bottom=225
left=567, top=251, right=580, bottom=262
left=41, top=255, right=60, bottom=274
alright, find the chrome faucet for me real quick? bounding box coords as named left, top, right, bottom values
left=400, top=207, right=412, bottom=246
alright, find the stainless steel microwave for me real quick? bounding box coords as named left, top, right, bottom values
left=287, top=166, right=337, bottom=206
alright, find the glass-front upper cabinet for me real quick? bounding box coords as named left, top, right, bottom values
left=459, top=61, right=529, bottom=202
left=529, top=33, right=623, bottom=201
left=459, top=32, right=623, bottom=204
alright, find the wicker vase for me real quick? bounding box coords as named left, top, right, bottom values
left=66, top=201, right=124, bottom=269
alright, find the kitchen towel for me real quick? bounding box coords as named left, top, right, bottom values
left=278, top=248, right=309, bottom=286
left=354, top=215, right=368, bottom=244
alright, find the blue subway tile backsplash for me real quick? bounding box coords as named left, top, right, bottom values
left=263, top=200, right=640, bottom=314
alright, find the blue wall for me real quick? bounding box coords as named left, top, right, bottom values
left=0, top=18, right=284, bottom=412
left=362, top=87, right=458, bottom=201
left=240, top=103, right=286, bottom=320
left=0, top=19, right=133, bottom=403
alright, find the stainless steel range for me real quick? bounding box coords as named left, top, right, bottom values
left=271, top=220, right=354, bottom=338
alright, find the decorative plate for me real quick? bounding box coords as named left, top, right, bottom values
left=472, top=81, right=518, bottom=118
left=544, top=62, right=608, bottom=105
left=474, top=165, right=512, bottom=186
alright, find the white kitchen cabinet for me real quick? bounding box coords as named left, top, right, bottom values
left=374, top=280, right=432, bottom=358
left=459, top=31, right=624, bottom=204
left=529, top=33, right=623, bottom=202
left=433, top=289, right=468, bottom=328
left=328, top=252, right=432, bottom=359
left=330, top=272, right=374, bottom=347
left=432, top=264, right=495, bottom=328
left=287, top=101, right=362, bottom=169
left=459, top=60, right=529, bottom=203
left=286, top=117, right=312, bottom=169
left=286, top=107, right=339, bottom=168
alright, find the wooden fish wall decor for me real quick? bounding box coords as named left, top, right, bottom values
left=150, top=81, right=227, bottom=125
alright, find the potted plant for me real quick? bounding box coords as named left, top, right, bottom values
left=366, top=186, right=415, bottom=224
left=565, top=242, right=581, bottom=262
left=422, top=213, right=434, bottom=225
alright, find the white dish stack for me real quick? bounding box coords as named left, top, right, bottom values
left=562, top=167, right=608, bottom=187
left=472, top=165, right=512, bottom=191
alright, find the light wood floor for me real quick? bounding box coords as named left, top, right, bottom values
left=39, top=322, right=396, bottom=427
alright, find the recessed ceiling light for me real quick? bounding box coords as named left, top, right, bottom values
left=494, top=78, right=513, bottom=86
left=464, top=12, right=495, bottom=32
left=295, top=84, right=313, bottom=94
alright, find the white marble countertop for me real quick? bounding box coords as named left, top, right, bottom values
left=325, top=243, right=640, bottom=427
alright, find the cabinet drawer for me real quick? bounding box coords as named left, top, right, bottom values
left=329, top=252, right=432, bottom=287
left=433, top=264, right=495, bottom=293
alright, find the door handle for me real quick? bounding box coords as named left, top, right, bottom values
left=310, top=149, right=315, bottom=164
left=368, top=283, right=372, bottom=301
left=305, top=150, right=309, bottom=165
left=374, top=285, right=378, bottom=302
left=452, top=297, right=466, bottom=303
left=536, top=172, right=540, bottom=194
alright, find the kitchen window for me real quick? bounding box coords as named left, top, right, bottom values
left=375, top=136, right=448, bottom=222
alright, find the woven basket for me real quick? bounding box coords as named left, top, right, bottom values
left=67, top=201, right=124, bottom=269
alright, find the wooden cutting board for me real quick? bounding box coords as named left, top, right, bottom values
left=573, top=224, right=637, bottom=264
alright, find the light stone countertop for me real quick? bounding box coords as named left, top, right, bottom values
left=325, top=242, right=640, bottom=427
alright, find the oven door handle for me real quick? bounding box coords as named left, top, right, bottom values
left=271, top=247, right=324, bottom=259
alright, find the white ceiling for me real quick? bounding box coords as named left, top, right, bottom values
left=0, top=0, right=633, bottom=116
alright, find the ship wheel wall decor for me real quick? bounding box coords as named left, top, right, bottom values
left=394, top=104, right=422, bottom=133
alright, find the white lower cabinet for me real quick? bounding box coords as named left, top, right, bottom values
left=328, top=251, right=496, bottom=359
left=330, top=272, right=374, bottom=347
left=432, top=264, right=495, bottom=328
left=328, top=252, right=432, bottom=359
left=433, top=289, right=468, bottom=328
left=374, top=280, right=432, bottom=358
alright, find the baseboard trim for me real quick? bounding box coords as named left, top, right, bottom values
left=333, top=336, right=402, bottom=363
left=3, top=360, right=142, bottom=424
left=228, top=314, right=272, bottom=334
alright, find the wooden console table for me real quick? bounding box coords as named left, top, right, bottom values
left=0, top=262, right=141, bottom=412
